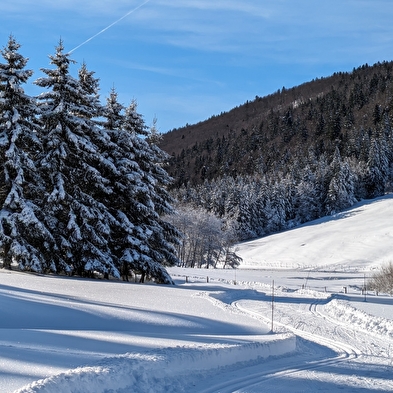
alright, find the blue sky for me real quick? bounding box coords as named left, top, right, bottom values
left=1, top=1, right=393, bottom=133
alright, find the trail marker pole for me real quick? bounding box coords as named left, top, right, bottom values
left=271, top=280, right=274, bottom=333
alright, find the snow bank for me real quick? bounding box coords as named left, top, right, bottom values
left=14, top=334, right=296, bottom=393
left=325, top=298, right=393, bottom=338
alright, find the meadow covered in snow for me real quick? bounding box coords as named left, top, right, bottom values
left=1, top=195, right=393, bottom=392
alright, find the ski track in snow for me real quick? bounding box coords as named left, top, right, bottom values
left=223, top=291, right=393, bottom=392
left=190, top=294, right=355, bottom=392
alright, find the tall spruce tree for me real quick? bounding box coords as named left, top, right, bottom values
left=35, top=41, right=117, bottom=277
left=365, top=135, right=389, bottom=198
left=325, top=146, right=357, bottom=215
left=102, top=91, right=179, bottom=283
left=128, top=103, right=180, bottom=274
left=0, top=36, right=54, bottom=272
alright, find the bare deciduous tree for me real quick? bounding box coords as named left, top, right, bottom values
left=167, top=204, right=241, bottom=269
left=368, top=262, right=393, bottom=295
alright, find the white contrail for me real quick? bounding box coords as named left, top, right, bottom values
left=69, top=0, right=151, bottom=54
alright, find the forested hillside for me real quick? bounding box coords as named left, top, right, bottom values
left=160, top=61, right=393, bottom=244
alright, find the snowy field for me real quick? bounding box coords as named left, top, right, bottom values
left=1, top=195, right=393, bottom=392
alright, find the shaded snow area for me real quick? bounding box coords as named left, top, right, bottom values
left=1, top=195, right=393, bottom=392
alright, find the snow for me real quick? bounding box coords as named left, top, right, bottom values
left=324, top=298, right=393, bottom=338
left=236, top=195, right=393, bottom=272
left=1, top=195, right=393, bottom=392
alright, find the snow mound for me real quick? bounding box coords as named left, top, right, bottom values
left=15, top=335, right=295, bottom=393
left=325, top=298, right=393, bottom=338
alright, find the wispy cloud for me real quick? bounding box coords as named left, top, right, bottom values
left=125, top=1, right=271, bottom=55
left=131, top=0, right=393, bottom=61
left=110, top=58, right=223, bottom=86
left=153, top=0, right=272, bottom=17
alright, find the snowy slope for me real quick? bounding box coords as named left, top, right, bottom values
left=1, top=195, right=393, bottom=392
left=236, top=194, right=393, bottom=271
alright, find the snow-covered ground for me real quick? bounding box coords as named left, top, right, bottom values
left=1, top=195, right=393, bottom=392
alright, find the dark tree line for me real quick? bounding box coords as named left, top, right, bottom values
left=162, top=61, right=393, bottom=189
left=0, top=36, right=180, bottom=283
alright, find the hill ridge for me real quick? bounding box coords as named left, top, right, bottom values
left=159, top=61, right=393, bottom=187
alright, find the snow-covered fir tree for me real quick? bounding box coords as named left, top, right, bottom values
left=0, top=36, right=55, bottom=272
left=133, top=106, right=180, bottom=272
left=101, top=91, right=179, bottom=284
left=35, top=41, right=117, bottom=277
left=295, top=163, right=321, bottom=223
left=325, top=146, right=357, bottom=215
left=365, top=135, right=389, bottom=198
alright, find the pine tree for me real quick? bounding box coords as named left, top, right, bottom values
left=365, top=135, right=389, bottom=198
left=0, top=36, right=54, bottom=272
left=99, top=89, right=178, bottom=283
left=101, top=92, right=179, bottom=283
left=101, top=90, right=149, bottom=280
left=35, top=41, right=116, bottom=277
left=295, top=165, right=320, bottom=223
left=325, top=146, right=357, bottom=215
left=134, top=106, right=180, bottom=270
